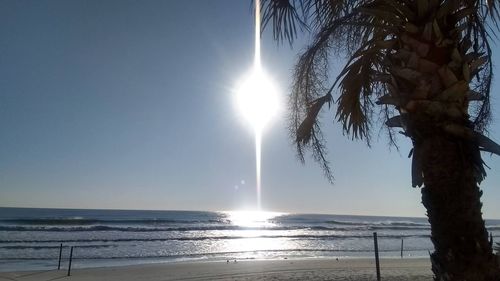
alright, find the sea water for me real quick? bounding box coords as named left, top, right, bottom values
left=1, top=207, right=499, bottom=271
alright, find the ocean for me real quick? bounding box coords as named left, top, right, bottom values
left=1, top=207, right=499, bottom=272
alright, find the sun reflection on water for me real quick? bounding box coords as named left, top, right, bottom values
left=225, top=210, right=285, bottom=228
left=216, top=210, right=291, bottom=259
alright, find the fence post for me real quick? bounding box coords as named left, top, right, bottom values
left=67, top=246, right=74, bottom=276
left=401, top=238, right=404, bottom=258
left=57, top=243, right=63, bottom=270
left=373, top=232, right=381, bottom=281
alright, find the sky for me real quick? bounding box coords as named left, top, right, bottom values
left=1, top=0, right=500, bottom=218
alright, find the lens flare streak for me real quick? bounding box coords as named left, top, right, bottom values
left=235, top=0, right=279, bottom=210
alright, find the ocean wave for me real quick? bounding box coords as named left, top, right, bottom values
left=369, top=225, right=431, bottom=230
left=0, top=233, right=433, bottom=245
left=326, top=219, right=430, bottom=227
left=0, top=225, right=281, bottom=232
left=0, top=224, right=431, bottom=232
left=3, top=219, right=498, bottom=233
left=0, top=244, right=115, bottom=250
left=308, top=225, right=431, bottom=231
left=325, top=220, right=364, bottom=226
left=0, top=218, right=224, bottom=226
left=0, top=247, right=433, bottom=261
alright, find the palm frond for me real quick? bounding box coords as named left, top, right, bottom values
left=263, top=0, right=500, bottom=183
left=296, top=93, right=333, bottom=144
left=285, top=0, right=397, bottom=178
left=261, top=0, right=308, bottom=44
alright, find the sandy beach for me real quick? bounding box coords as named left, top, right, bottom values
left=0, top=258, right=432, bottom=281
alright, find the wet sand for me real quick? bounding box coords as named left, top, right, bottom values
left=0, top=258, right=433, bottom=281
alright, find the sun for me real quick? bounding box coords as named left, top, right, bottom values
left=236, top=66, right=280, bottom=132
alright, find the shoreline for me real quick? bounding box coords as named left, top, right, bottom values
left=0, top=250, right=432, bottom=273
left=0, top=257, right=433, bottom=281
left=0, top=253, right=430, bottom=273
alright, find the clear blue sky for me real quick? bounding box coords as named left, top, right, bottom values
left=1, top=0, right=499, bottom=218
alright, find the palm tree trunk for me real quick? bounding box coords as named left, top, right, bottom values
left=416, top=131, right=500, bottom=280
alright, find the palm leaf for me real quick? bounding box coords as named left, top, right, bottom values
left=261, top=0, right=308, bottom=44
left=296, top=93, right=332, bottom=144
left=263, top=0, right=500, bottom=182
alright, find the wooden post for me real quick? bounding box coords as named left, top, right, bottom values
left=67, top=246, right=74, bottom=276
left=57, top=243, right=63, bottom=270
left=400, top=238, right=404, bottom=258
left=490, top=232, right=493, bottom=248
left=373, top=232, right=381, bottom=281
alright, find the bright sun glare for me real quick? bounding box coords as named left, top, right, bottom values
left=236, top=66, right=280, bottom=132
left=235, top=66, right=280, bottom=210
left=233, top=0, right=280, bottom=210
left=226, top=210, right=284, bottom=228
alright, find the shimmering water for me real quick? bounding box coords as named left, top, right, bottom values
left=1, top=207, right=499, bottom=271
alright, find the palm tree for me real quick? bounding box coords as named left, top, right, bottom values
left=260, top=0, right=500, bottom=280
